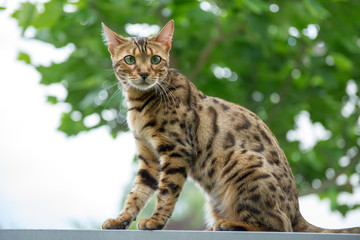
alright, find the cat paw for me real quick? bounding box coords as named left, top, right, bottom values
left=213, top=219, right=248, bottom=231
left=137, top=218, right=165, bottom=230
left=205, top=227, right=214, bottom=231
left=102, top=214, right=134, bottom=229
left=214, top=219, right=229, bottom=231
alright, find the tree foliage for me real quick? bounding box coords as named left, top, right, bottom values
left=11, top=0, right=360, bottom=224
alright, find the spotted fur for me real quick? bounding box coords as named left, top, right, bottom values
left=101, top=20, right=360, bottom=233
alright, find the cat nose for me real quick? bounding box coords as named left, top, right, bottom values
left=139, top=72, right=150, bottom=80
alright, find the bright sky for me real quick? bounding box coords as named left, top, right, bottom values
left=0, top=0, right=359, bottom=230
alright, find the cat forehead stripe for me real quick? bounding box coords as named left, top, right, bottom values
left=131, top=37, right=148, bottom=53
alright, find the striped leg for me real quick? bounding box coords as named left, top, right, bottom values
left=137, top=154, right=189, bottom=230
left=102, top=144, right=159, bottom=229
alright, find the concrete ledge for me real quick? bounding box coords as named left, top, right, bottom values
left=1, top=230, right=359, bottom=240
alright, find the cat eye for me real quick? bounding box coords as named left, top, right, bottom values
left=151, top=55, right=161, bottom=65
left=124, top=55, right=136, bottom=65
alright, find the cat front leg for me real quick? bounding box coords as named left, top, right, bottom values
left=102, top=144, right=159, bottom=230
left=137, top=154, right=189, bottom=230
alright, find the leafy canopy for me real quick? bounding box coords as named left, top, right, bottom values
left=11, top=0, right=360, bottom=220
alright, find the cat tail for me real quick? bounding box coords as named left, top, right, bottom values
left=293, top=214, right=360, bottom=234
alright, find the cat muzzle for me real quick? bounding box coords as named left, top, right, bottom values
left=139, top=72, right=150, bottom=80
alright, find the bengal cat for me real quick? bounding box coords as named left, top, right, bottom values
left=100, top=20, right=360, bottom=233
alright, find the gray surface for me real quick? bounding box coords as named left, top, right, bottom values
left=0, top=230, right=360, bottom=240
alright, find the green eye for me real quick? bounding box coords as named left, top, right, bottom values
left=124, top=55, right=136, bottom=65
left=151, top=55, right=161, bottom=65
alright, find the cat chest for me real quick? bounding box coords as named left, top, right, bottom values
left=127, top=111, right=165, bottom=142
left=127, top=111, right=149, bottom=136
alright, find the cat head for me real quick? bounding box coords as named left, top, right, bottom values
left=102, top=20, right=174, bottom=91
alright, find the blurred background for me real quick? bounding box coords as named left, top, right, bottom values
left=0, top=0, right=360, bottom=230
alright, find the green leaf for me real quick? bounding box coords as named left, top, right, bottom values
left=12, top=2, right=37, bottom=34
left=57, top=112, right=87, bottom=136
left=32, top=0, right=63, bottom=28
left=17, top=51, right=31, bottom=64
left=331, top=52, right=353, bottom=72
left=47, top=96, right=58, bottom=104
left=310, top=75, right=324, bottom=87
left=243, top=0, right=268, bottom=14
left=37, top=62, right=66, bottom=85
left=337, top=205, right=350, bottom=217
left=304, top=0, right=330, bottom=19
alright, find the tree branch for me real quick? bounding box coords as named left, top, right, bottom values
left=299, top=148, right=360, bottom=196
left=299, top=180, right=351, bottom=197
left=189, top=22, right=244, bottom=81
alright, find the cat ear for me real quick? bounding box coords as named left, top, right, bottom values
left=102, top=22, right=127, bottom=55
left=153, top=20, right=174, bottom=51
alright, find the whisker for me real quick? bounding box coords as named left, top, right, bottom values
left=102, top=81, right=120, bottom=93
left=104, top=85, right=123, bottom=110
left=155, top=84, right=163, bottom=112
left=160, top=82, right=180, bottom=108
left=160, top=83, right=176, bottom=107
left=162, top=81, right=178, bottom=91
left=119, top=111, right=128, bottom=127
left=158, top=83, right=169, bottom=113
left=118, top=87, right=127, bottom=118
left=157, top=82, right=171, bottom=113
left=161, top=85, right=168, bottom=114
